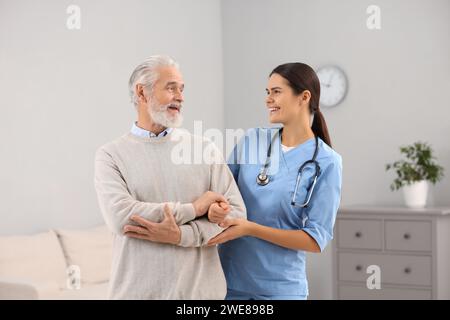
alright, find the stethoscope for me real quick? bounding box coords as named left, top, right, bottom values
left=256, top=128, right=321, bottom=208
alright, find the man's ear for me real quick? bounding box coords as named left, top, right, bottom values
left=136, top=84, right=148, bottom=104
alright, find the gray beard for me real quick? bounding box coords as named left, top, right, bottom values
left=147, top=101, right=183, bottom=128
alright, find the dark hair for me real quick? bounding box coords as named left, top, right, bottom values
left=270, top=62, right=332, bottom=148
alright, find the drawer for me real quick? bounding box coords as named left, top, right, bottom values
left=338, top=252, right=431, bottom=286
left=385, top=220, right=432, bottom=252
left=337, top=219, right=382, bottom=250
left=338, top=285, right=432, bottom=300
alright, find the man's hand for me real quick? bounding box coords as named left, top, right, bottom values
left=123, top=204, right=181, bottom=245
left=208, top=201, right=230, bottom=223
left=193, top=191, right=228, bottom=217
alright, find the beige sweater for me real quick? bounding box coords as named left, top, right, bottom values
left=94, top=128, right=246, bottom=299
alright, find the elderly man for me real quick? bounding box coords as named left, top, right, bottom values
left=94, top=55, right=246, bottom=299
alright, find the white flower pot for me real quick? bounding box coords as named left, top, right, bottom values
left=402, top=181, right=428, bottom=208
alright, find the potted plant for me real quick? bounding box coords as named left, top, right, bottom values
left=386, top=141, right=444, bottom=208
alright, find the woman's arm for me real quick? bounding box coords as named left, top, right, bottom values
left=207, top=218, right=321, bottom=253
left=249, top=222, right=321, bottom=252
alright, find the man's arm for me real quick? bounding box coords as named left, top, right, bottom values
left=177, top=143, right=247, bottom=248
left=94, top=147, right=196, bottom=235
left=124, top=159, right=246, bottom=247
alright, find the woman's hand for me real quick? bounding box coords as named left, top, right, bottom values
left=207, top=218, right=253, bottom=246
left=208, top=201, right=230, bottom=223
left=193, top=191, right=228, bottom=217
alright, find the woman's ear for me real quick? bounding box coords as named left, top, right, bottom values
left=298, top=90, right=311, bottom=106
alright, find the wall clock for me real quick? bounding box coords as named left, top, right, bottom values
left=316, top=65, right=348, bottom=108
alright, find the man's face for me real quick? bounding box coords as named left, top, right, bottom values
left=147, top=66, right=185, bottom=128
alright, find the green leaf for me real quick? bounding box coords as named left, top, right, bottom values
left=385, top=141, right=444, bottom=191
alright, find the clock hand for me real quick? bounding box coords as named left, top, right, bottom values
left=326, top=73, right=335, bottom=87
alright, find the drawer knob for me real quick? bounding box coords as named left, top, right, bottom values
left=355, top=265, right=363, bottom=271
left=404, top=267, right=411, bottom=274
left=403, top=233, right=411, bottom=240
left=355, top=232, right=362, bottom=238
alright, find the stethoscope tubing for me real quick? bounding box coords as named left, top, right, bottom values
left=256, top=128, right=321, bottom=207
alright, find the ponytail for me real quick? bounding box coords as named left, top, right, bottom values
left=311, top=109, right=332, bottom=148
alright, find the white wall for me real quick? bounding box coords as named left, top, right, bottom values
left=0, top=0, right=224, bottom=235
left=221, top=0, right=450, bottom=299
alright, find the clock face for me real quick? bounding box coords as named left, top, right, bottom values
left=316, top=66, right=348, bottom=108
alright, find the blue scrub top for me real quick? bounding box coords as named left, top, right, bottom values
left=219, top=127, right=343, bottom=296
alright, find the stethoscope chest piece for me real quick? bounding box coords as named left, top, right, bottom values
left=256, top=173, right=270, bottom=186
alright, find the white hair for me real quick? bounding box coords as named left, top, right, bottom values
left=128, top=55, right=180, bottom=107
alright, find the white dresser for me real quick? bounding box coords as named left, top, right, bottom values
left=332, top=206, right=450, bottom=299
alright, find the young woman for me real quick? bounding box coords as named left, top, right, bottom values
left=208, top=62, right=343, bottom=300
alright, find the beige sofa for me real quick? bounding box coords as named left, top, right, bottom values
left=0, top=225, right=112, bottom=300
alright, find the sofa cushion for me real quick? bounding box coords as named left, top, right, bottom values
left=55, top=225, right=112, bottom=284
left=0, top=230, right=68, bottom=289
left=38, top=281, right=109, bottom=300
